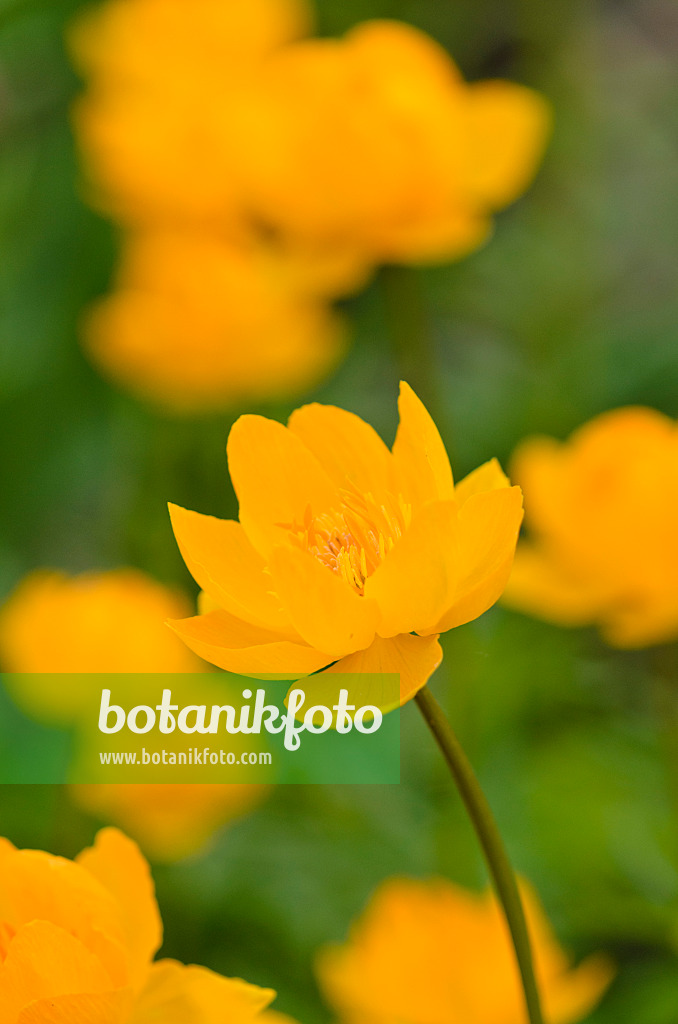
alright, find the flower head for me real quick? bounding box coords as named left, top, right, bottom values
left=69, top=0, right=349, bottom=412
left=74, top=783, right=262, bottom=863
left=316, top=877, right=613, bottom=1024
left=70, top=0, right=549, bottom=412
left=0, top=826, right=280, bottom=1022
left=70, top=0, right=312, bottom=226
left=0, top=568, right=266, bottom=860
left=503, top=407, right=678, bottom=648
left=82, top=232, right=345, bottom=413
left=0, top=568, right=201, bottom=677
left=231, top=20, right=551, bottom=264
left=71, top=3, right=548, bottom=264
left=169, top=383, right=523, bottom=704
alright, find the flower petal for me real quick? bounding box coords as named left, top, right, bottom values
left=364, top=501, right=458, bottom=638
left=0, top=849, right=128, bottom=988
left=169, top=610, right=333, bottom=678
left=454, top=457, right=509, bottom=505
left=300, top=632, right=443, bottom=707
left=543, top=954, right=616, bottom=1024
left=519, top=880, right=616, bottom=1024
left=433, top=486, right=523, bottom=632
left=132, top=960, right=274, bottom=1024
left=463, top=80, right=551, bottom=209
left=18, top=992, right=130, bottom=1024
left=0, top=921, right=119, bottom=1023
left=509, top=434, right=569, bottom=540
left=374, top=207, right=489, bottom=264
left=270, top=546, right=378, bottom=658
left=169, top=504, right=292, bottom=633
left=76, top=828, right=162, bottom=988
left=601, top=598, right=678, bottom=650
left=287, top=403, right=394, bottom=493
left=502, top=544, right=609, bottom=626
left=0, top=837, right=15, bottom=859
left=392, top=382, right=454, bottom=509
left=227, top=414, right=339, bottom=557
left=73, top=784, right=267, bottom=864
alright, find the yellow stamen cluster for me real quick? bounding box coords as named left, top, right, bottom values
left=290, top=488, right=412, bottom=594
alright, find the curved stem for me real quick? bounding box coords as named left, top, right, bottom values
left=415, top=684, right=544, bottom=1024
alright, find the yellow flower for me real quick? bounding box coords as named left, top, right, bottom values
left=70, top=0, right=311, bottom=226
left=503, top=407, right=678, bottom=648
left=73, top=784, right=263, bottom=864
left=169, top=383, right=523, bottom=705
left=70, top=1, right=549, bottom=412
left=81, top=231, right=346, bottom=413
left=232, top=20, right=551, bottom=264
left=316, top=877, right=613, bottom=1024
left=0, top=826, right=281, bottom=1023
left=71, top=3, right=547, bottom=269
left=0, top=568, right=266, bottom=861
left=0, top=568, right=201, bottom=677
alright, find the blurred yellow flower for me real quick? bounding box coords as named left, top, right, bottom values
left=70, top=0, right=549, bottom=412
left=233, top=20, right=551, bottom=265
left=70, top=0, right=350, bottom=411
left=316, top=877, right=613, bottom=1024
left=0, top=826, right=280, bottom=1023
left=72, top=2, right=549, bottom=265
left=74, top=783, right=262, bottom=863
left=504, top=407, right=678, bottom=648
left=82, top=232, right=346, bottom=413
left=70, top=0, right=312, bottom=226
left=0, top=568, right=266, bottom=860
left=169, top=383, right=523, bottom=704
left=0, top=568, right=200, bottom=676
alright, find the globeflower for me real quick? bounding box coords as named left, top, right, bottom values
left=0, top=826, right=282, bottom=1022
left=169, top=383, right=523, bottom=704
left=0, top=568, right=266, bottom=861
left=232, top=20, right=551, bottom=264
left=73, top=783, right=263, bottom=863
left=0, top=568, right=201, bottom=678
left=71, top=2, right=548, bottom=266
left=503, top=407, right=678, bottom=648
left=316, top=877, right=613, bottom=1024
left=82, top=231, right=345, bottom=413
left=70, top=0, right=312, bottom=226
left=70, top=0, right=549, bottom=413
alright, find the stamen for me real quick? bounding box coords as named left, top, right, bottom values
left=284, top=483, right=411, bottom=594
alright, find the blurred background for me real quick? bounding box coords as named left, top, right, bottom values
left=2, top=0, right=678, bottom=1021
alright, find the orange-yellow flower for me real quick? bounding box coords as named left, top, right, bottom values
left=0, top=568, right=201, bottom=677
left=73, top=783, right=263, bottom=863
left=0, top=568, right=266, bottom=861
left=503, top=407, right=678, bottom=648
left=70, top=0, right=352, bottom=412
left=169, top=383, right=524, bottom=705
left=72, top=2, right=549, bottom=267
left=316, top=877, right=614, bottom=1024
left=70, top=0, right=549, bottom=412
left=82, top=231, right=346, bottom=413
left=0, top=826, right=281, bottom=1022
left=70, top=0, right=312, bottom=227
left=230, top=20, right=551, bottom=265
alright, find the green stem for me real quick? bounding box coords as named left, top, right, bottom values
left=415, top=684, right=544, bottom=1024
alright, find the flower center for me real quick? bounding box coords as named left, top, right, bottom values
left=289, top=486, right=412, bottom=594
